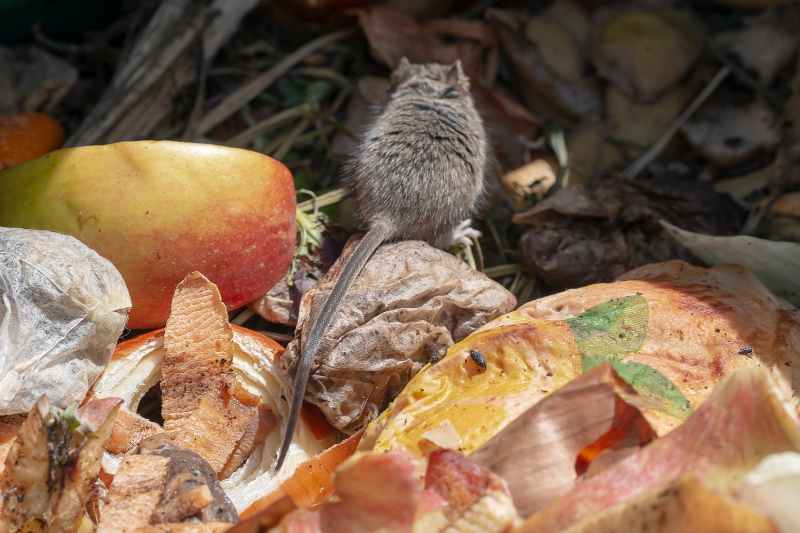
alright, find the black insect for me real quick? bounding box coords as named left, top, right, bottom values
left=469, top=349, right=487, bottom=371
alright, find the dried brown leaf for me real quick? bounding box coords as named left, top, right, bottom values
left=516, top=176, right=745, bottom=289
left=282, top=240, right=517, bottom=434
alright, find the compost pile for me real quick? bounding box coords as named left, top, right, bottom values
left=1, top=0, right=799, bottom=532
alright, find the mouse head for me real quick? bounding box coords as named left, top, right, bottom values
left=389, top=57, right=471, bottom=99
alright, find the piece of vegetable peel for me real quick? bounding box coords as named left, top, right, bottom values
left=90, top=273, right=336, bottom=512
left=469, top=363, right=658, bottom=517
left=516, top=365, right=800, bottom=531
left=364, top=260, right=799, bottom=461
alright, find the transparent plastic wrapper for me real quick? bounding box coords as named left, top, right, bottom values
left=0, top=227, right=131, bottom=415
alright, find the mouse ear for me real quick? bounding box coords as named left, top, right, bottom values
left=391, top=56, right=413, bottom=86
left=446, top=60, right=469, bottom=92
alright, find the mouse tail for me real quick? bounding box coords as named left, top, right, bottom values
left=273, top=223, right=391, bottom=473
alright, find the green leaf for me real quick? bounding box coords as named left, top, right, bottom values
left=566, top=294, right=648, bottom=358
left=583, top=355, right=691, bottom=417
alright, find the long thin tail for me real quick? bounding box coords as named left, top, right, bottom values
left=273, top=224, right=390, bottom=472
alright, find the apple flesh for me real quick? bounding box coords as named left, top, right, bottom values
left=0, top=140, right=296, bottom=329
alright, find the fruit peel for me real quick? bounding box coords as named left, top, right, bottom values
left=0, top=140, right=296, bottom=329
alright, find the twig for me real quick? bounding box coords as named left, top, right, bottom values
left=226, top=104, right=313, bottom=147
left=298, top=188, right=349, bottom=212
left=182, top=34, right=210, bottom=139
left=232, top=308, right=256, bottom=325
left=484, top=263, right=521, bottom=278
left=272, top=116, right=312, bottom=160
left=294, top=67, right=353, bottom=89
left=198, top=28, right=356, bottom=135
left=623, top=65, right=731, bottom=180
left=67, top=0, right=207, bottom=146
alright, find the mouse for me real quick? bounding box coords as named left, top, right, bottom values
left=274, top=57, right=489, bottom=472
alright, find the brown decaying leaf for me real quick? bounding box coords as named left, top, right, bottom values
left=591, top=7, right=703, bottom=104
left=282, top=239, right=517, bottom=434
left=160, top=272, right=260, bottom=477
left=714, top=10, right=799, bottom=86
left=488, top=7, right=601, bottom=122
left=515, top=366, right=800, bottom=531
left=470, top=364, right=657, bottom=517
left=516, top=176, right=745, bottom=289
left=682, top=97, right=780, bottom=168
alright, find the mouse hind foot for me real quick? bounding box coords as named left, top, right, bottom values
left=446, top=218, right=481, bottom=248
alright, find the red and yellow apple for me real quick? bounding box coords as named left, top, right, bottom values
left=0, top=140, right=296, bottom=329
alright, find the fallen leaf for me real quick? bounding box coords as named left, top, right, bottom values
left=715, top=10, right=799, bottom=85
left=592, top=7, right=703, bottom=103
left=282, top=239, right=517, bottom=434
left=0, top=227, right=131, bottom=416
left=515, top=176, right=745, bottom=289
left=682, top=97, right=781, bottom=168
left=606, top=83, right=692, bottom=153
left=515, top=366, right=800, bottom=531
left=488, top=8, right=601, bottom=121
left=565, top=122, right=624, bottom=184
left=662, top=221, right=800, bottom=306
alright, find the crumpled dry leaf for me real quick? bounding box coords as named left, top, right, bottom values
left=470, top=364, right=657, bottom=517
left=715, top=10, right=799, bottom=85
left=682, top=97, right=781, bottom=168
left=516, top=366, right=800, bottom=531
left=488, top=8, right=601, bottom=121
left=662, top=221, right=800, bottom=306
left=591, top=7, right=703, bottom=103
left=0, top=227, right=131, bottom=416
left=0, top=395, right=122, bottom=533
left=515, top=176, right=745, bottom=289
left=281, top=239, right=517, bottom=434
left=251, top=229, right=348, bottom=328
left=363, top=260, right=799, bottom=458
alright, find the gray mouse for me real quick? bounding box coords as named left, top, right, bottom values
left=274, top=57, right=489, bottom=472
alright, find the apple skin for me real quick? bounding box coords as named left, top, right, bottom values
left=0, top=140, right=296, bottom=329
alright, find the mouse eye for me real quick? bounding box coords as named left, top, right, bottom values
left=441, top=87, right=459, bottom=99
